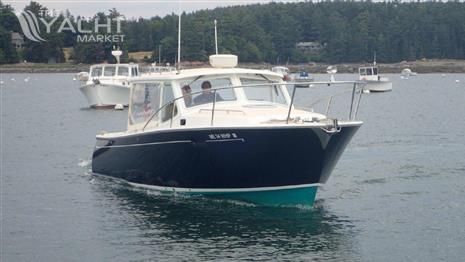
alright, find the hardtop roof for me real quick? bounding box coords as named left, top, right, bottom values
left=132, top=67, right=283, bottom=82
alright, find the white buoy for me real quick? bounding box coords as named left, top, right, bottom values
left=0, top=80, right=4, bottom=85
left=363, top=89, right=371, bottom=94
left=455, top=80, right=460, bottom=83
left=10, top=78, right=15, bottom=81
left=24, top=77, right=29, bottom=82
left=114, top=104, right=124, bottom=110
left=441, top=74, right=446, bottom=77
left=72, top=77, right=77, bottom=81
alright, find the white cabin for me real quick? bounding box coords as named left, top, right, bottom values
left=124, top=56, right=325, bottom=133
left=358, top=66, right=379, bottom=81
left=87, top=63, right=140, bottom=86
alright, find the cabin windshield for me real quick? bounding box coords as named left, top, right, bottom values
left=360, top=67, right=378, bottom=76
left=118, top=67, right=129, bottom=76
left=91, top=66, right=102, bottom=77
left=240, top=77, right=287, bottom=104
left=179, top=77, right=235, bottom=108
left=129, top=82, right=177, bottom=127
left=103, top=66, right=116, bottom=76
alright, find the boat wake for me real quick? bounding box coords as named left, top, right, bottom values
left=78, top=159, right=91, bottom=167
left=77, top=159, right=92, bottom=176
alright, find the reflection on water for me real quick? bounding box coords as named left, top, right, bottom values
left=92, top=176, right=359, bottom=261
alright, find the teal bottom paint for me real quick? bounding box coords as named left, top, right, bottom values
left=185, top=186, right=319, bottom=207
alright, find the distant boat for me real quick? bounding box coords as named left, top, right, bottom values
left=294, top=71, right=314, bottom=85
left=358, top=52, right=392, bottom=92
left=401, top=68, right=418, bottom=77
left=271, top=66, right=292, bottom=81
left=78, top=50, right=140, bottom=108
left=359, top=66, right=392, bottom=92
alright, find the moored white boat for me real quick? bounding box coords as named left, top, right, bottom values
left=294, top=71, right=314, bottom=83
left=359, top=66, right=392, bottom=92
left=90, top=54, right=364, bottom=207
left=401, top=68, right=418, bottom=77
left=78, top=50, right=140, bottom=108
left=271, top=66, right=292, bottom=81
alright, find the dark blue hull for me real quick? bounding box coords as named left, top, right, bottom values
left=92, top=125, right=360, bottom=205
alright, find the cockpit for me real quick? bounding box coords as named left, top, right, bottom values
left=128, top=72, right=290, bottom=130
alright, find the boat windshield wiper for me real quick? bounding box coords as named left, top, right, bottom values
left=256, top=74, right=280, bottom=95
left=187, top=75, right=204, bottom=86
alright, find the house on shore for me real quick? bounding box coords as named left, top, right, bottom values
left=296, top=41, right=323, bottom=54
left=11, top=32, right=25, bottom=50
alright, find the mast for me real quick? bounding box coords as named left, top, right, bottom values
left=214, top=19, right=218, bottom=55
left=177, top=3, right=181, bottom=70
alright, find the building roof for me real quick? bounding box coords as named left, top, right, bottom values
left=11, top=32, right=24, bottom=41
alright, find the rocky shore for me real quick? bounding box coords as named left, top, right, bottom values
left=1, top=59, right=465, bottom=74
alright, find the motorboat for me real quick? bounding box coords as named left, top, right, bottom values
left=358, top=66, right=392, bottom=92
left=90, top=54, right=364, bottom=207
left=401, top=68, right=418, bottom=77
left=78, top=50, right=140, bottom=108
left=294, top=71, right=314, bottom=82
left=359, top=52, right=392, bottom=92
left=271, top=66, right=292, bottom=81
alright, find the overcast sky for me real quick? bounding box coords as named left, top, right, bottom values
left=5, top=0, right=304, bottom=18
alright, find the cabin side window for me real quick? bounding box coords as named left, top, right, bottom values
left=359, top=68, right=367, bottom=76
left=240, top=77, right=287, bottom=105
left=131, top=67, right=139, bottom=77
left=180, top=77, right=235, bottom=107
left=373, top=67, right=378, bottom=75
left=118, top=67, right=129, bottom=76
left=91, top=67, right=102, bottom=77
left=103, top=66, right=116, bottom=76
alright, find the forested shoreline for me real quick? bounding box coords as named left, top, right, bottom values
left=1, top=1, right=465, bottom=65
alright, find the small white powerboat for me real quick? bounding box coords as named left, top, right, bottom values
left=78, top=50, right=140, bottom=108
left=271, top=66, right=292, bottom=81
left=401, top=68, right=418, bottom=77
left=359, top=66, right=392, bottom=92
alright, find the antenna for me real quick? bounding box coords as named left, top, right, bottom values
left=214, top=19, right=218, bottom=55
left=177, top=5, right=182, bottom=70
left=111, top=46, right=122, bottom=64
left=373, top=51, right=377, bottom=65
left=158, top=45, right=161, bottom=64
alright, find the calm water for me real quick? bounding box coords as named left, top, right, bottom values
left=1, top=73, right=465, bottom=261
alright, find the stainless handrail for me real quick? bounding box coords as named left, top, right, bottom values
left=141, top=81, right=365, bottom=131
